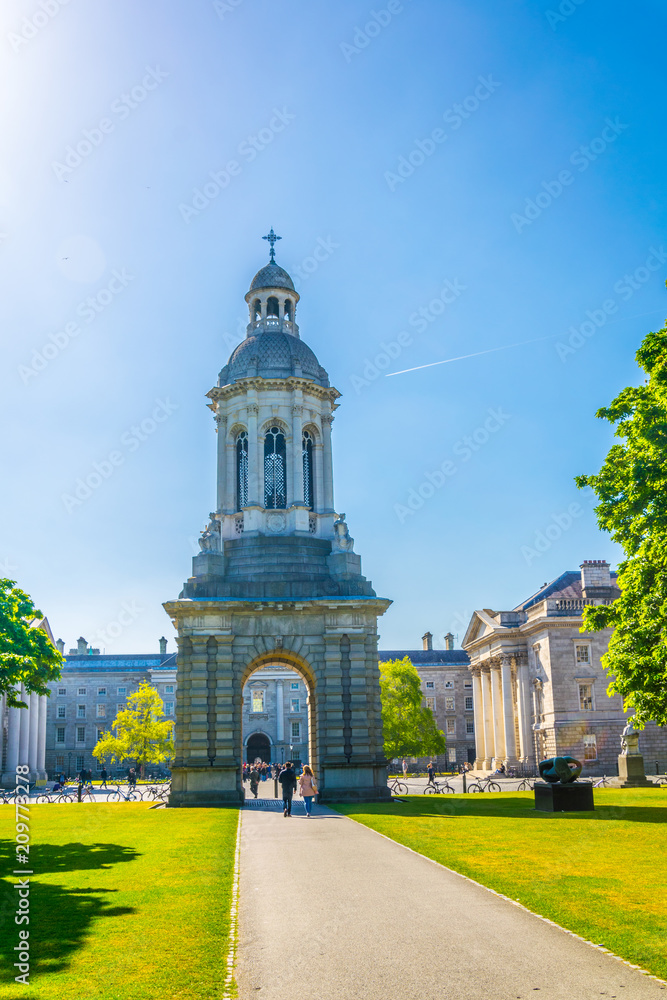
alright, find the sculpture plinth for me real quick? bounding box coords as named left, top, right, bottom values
left=534, top=780, right=594, bottom=812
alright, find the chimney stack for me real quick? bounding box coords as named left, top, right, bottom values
left=159, top=636, right=168, bottom=655
left=76, top=636, right=87, bottom=655
left=444, top=632, right=454, bottom=651
left=422, top=631, right=433, bottom=651
left=56, top=638, right=65, bottom=654
left=580, top=560, right=613, bottom=599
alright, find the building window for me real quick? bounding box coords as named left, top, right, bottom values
left=290, top=682, right=299, bottom=690
left=446, top=697, right=455, bottom=711
left=576, top=645, right=590, bottom=663
left=445, top=680, right=454, bottom=689
left=56, top=727, right=65, bottom=744
left=76, top=726, right=85, bottom=743
left=425, top=681, right=434, bottom=689
left=579, top=684, right=594, bottom=711
left=583, top=734, right=597, bottom=760
left=291, top=721, right=301, bottom=741
left=267, top=295, right=279, bottom=317
left=97, top=687, right=106, bottom=696
left=302, top=430, right=315, bottom=508
left=76, top=755, right=84, bottom=772
left=464, top=679, right=472, bottom=688
left=96, top=760, right=103, bottom=771
left=165, top=685, right=174, bottom=694
left=425, top=697, right=435, bottom=712
left=264, top=426, right=287, bottom=509
left=96, top=705, right=106, bottom=718
left=446, top=718, right=456, bottom=735
left=57, top=687, right=66, bottom=696
left=466, top=719, right=474, bottom=735
left=465, top=696, right=473, bottom=711
left=97, top=728, right=105, bottom=741
left=448, top=747, right=457, bottom=763
left=77, top=705, right=86, bottom=718
left=57, top=705, right=66, bottom=719
left=251, top=690, right=265, bottom=713
left=165, top=702, right=174, bottom=716
left=236, top=430, right=249, bottom=510
left=117, top=686, right=126, bottom=696
left=77, top=687, right=86, bottom=696
left=291, top=698, right=300, bottom=713
left=55, top=755, right=64, bottom=771
left=117, top=704, right=124, bottom=714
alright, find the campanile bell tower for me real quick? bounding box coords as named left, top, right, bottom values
left=164, top=233, right=391, bottom=806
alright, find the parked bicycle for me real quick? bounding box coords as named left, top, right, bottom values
left=107, top=783, right=143, bottom=802
left=593, top=775, right=612, bottom=788
left=36, top=785, right=74, bottom=804
left=423, top=779, right=455, bottom=795
left=389, top=777, right=409, bottom=796
left=517, top=778, right=534, bottom=791
left=467, top=775, right=502, bottom=793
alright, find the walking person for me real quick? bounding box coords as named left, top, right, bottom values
left=100, top=766, right=108, bottom=790
left=249, top=764, right=260, bottom=799
left=426, top=760, right=436, bottom=786
left=402, top=758, right=408, bottom=779
left=278, top=761, right=297, bottom=817
left=298, top=764, right=317, bottom=817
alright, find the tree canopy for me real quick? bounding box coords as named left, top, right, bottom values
left=379, top=657, right=447, bottom=760
left=576, top=321, right=667, bottom=727
left=0, top=578, right=63, bottom=707
left=93, top=682, right=174, bottom=773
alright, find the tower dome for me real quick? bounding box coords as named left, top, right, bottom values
left=249, top=262, right=295, bottom=293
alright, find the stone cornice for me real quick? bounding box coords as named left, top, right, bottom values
left=163, top=596, right=392, bottom=620
left=207, top=378, right=341, bottom=408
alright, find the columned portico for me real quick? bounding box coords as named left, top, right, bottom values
left=500, top=655, right=519, bottom=766
left=480, top=667, right=494, bottom=768
left=471, top=668, right=485, bottom=768
left=2, top=686, right=49, bottom=786
left=490, top=662, right=505, bottom=768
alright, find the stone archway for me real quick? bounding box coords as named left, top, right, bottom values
left=246, top=732, right=271, bottom=763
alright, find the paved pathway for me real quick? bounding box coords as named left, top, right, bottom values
left=236, top=802, right=665, bottom=1000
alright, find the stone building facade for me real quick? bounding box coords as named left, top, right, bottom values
left=42, top=637, right=176, bottom=777
left=164, top=238, right=391, bottom=806
left=462, top=560, right=667, bottom=776
left=379, top=632, right=475, bottom=768
left=242, top=665, right=309, bottom=764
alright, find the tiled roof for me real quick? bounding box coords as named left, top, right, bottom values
left=62, top=654, right=174, bottom=673
left=515, top=570, right=619, bottom=611
left=379, top=649, right=470, bottom=666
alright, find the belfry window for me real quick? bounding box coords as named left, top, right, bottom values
left=236, top=431, right=248, bottom=510
left=302, top=430, right=314, bottom=508
left=284, top=299, right=292, bottom=321
left=267, top=296, right=279, bottom=318
left=264, top=426, right=286, bottom=509
left=252, top=298, right=261, bottom=322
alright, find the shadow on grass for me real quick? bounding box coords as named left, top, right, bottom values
left=336, top=796, right=667, bottom=824
left=0, top=841, right=141, bottom=981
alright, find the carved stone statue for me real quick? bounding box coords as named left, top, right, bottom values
left=332, top=513, right=354, bottom=553
left=198, top=512, right=221, bottom=553
left=538, top=756, right=583, bottom=784
left=620, top=718, right=641, bottom=756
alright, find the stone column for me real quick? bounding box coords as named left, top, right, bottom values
left=225, top=436, right=236, bottom=513
left=291, top=403, right=303, bottom=505
left=500, top=655, right=518, bottom=766
left=490, top=663, right=505, bottom=767
left=480, top=667, right=494, bottom=769
left=37, top=695, right=47, bottom=779
left=3, top=692, right=21, bottom=780
left=247, top=402, right=260, bottom=506
left=215, top=412, right=227, bottom=513
left=18, top=686, right=29, bottom=767
left=28, top=692, right=39, bottom=776
left=348, top=634, right=372, bottom=759
left=321, top=414, right=334, bottom=513
left=515, top=656, right=531, bottom=762
left=188, top=638, right=210, bottom=765
left=314, top=442, right=324, bottom=514
left=471, top=668, right=485, bottom=768
left=276, top=681, right=284, bottom=742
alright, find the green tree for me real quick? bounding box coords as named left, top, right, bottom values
left=379, top=657, right=447, bottom=760
left=576, top=321, right=667, bottom=727
left=93, top=682, right=174, bottom=776
left=0, top=578, right=63, bottom=707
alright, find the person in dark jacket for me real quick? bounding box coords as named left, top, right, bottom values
left=278, top=762, right=297, bottom=816
left=100, top=767, right=108, bottom=790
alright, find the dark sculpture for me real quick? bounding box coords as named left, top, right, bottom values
left=538, top=755, right=582, bottom=784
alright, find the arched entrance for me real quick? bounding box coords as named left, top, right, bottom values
left=246, top=732, right=271, bottom=763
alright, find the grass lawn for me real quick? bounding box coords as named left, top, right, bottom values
left=334, top=788, right=667, bottom=982
left=0, top=804, right=239, bottom=999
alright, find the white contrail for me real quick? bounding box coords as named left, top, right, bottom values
left=385, top=335, right=556, bottom=377
left=385, top=308, right=665, bottom=377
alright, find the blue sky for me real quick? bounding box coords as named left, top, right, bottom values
left=1, top=0, right=665, bottom=653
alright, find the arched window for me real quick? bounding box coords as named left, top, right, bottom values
left=264, top=426, right=286, bottom=508
left=302, top=430, right=314, bottom=508
left=284, top=298, right=292, bottom=321
left=236, top=431, right=248, bottom=510
left=267, top=296, right=279, bottom=318
left=252, top=298, right=261, bottom=322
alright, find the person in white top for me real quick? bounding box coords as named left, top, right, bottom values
left=298, top=764, right=317, bottom=816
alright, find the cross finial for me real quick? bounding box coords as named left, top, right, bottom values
left=262, top=227, right=281, bottom=263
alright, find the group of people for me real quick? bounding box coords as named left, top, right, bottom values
left=244, top=759, right=318, bottom=816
